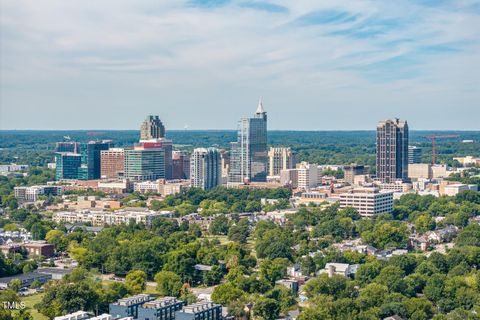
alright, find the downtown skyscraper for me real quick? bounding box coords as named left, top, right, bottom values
left=376, top=118, right=409, bottom=183
left=140, top=115, right=165, bottom=140
left=229, top=101, right=268, bottom=183
left=190, top=148, right=221, bottom=190
left=139, top=115, right=173, bottom=179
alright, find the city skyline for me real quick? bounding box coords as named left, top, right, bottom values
left=1, top=1, right=479, bottom=131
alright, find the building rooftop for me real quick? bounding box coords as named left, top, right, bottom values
left=142, top=297, right=180, bottom=309
left=181, top=302, right=219, bottom=314
left=114, top=294, right=151, bottom=306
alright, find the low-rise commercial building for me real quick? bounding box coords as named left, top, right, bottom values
left=453, top=156, right=480, bottom=167
left=343, top=164, right=369, bottom=185
left=0, top=272, right=52, bottom=290
left=339, top=188, right=394, bottom=217
left=14, top=185, right=63, bottom=202
left=24, top=242, right=55, bottom=257
left=443, top=184, right=478, bottom=196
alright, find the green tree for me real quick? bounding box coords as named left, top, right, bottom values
left=154, top=271, right=183, bottom=297
left=125, top=270, right=147, bottom=294
left=9, top=279, right=22, bottom=292
left=259, top=259, right=288, bottom=285
left=211, top=283, right=244, bottom=305
left=252, top=297, right=280, bottom=320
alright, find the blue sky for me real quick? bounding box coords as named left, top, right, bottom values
left=0, top=0, right=479, bottom=130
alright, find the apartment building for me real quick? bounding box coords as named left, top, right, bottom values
left=53, top=208, right=161, bottom=227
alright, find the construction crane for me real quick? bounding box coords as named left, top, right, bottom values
left=426, top=135, right=459, bottom=164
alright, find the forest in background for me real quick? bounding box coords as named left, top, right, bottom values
left=1, top=130, right=479, bottom=169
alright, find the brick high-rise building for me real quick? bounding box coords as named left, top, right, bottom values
left=172, top=150, right=190, bottom=179
left=101, top=148, right=125, bottom=179
left=376, top=118, right=409, bottom=183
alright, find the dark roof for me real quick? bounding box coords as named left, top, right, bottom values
left=37, top=268, right=73, bottom=275
left=0, top=272, right=51, bottom=284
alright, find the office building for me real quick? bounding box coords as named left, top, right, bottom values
left=408, top=164, right=448, bottom=181
left=268, top=147, right=297, bottom=176
left=77, top=141, right=112, bottom=180
left=124, top=142, right=165, bottom=181
left=229, top=101, right=268, bottom=183
left=408, top=164, right=432, bottom=180
left=139, top=115, right=173, bottom=179
left=280, top=169, right=298, bottom=188
left=296, top=162, right=318, bottom=190
left=339, top=188, right=394, bottom=217
left=190, top=148, right=221, bottom=190
left=110, top=294, right=153, bottom=319
left=55, top=142, right=80, bottom=153
left=172, top=150, right=190, bottom=179
left=408, top=146, right=422, bottom=164
left=158, top=179, right=190, bottom=196
left=55, top=153, right=82, bottom=180
left=101, top=148, right=125, bottom=179
left=137, top=297, right=185, bottom=320
left=443, top=184, right=478, bottom=196
left=14, top=185, right=63, bottom=202
left=376, top=118, right=409, bottom=183
left=140, top=115, right=165, bottom=140
left=343, top=164, right=369, bottom=184
left=175, top=302, right=222, bottom=320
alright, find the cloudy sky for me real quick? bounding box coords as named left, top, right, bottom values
left=1, top=0, right=479, bottom=130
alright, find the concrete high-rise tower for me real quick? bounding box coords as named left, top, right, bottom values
left=229, top=100, right=268, bottom=183
left=376, top=118, right=409, bottom=183
left=190, top=148, right=221, bottom=190
left=139, top=115, right=173, bottom=180
left=140, top=115, right=165, bottom=140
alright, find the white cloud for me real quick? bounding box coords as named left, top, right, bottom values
left=0, top=0, right=479, bottom=130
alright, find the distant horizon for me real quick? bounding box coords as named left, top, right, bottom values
left=1, top=129, right=480, bottom=132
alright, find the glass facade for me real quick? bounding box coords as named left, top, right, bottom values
left=229, top=104, right=268, bottom=183
left=124, top=148, right=165, bottom=181
left=55, top=153, right=82, bottom=180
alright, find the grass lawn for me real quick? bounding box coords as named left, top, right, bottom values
left=20, top=293, right=47, bottom=320
left=204, top=235, right=231, bottom=245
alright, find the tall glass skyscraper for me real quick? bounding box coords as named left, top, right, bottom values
left=376, top=118, right=409, bottom=183
left=55, top=140, right=111, bottom=180
left=229, top=101, right=268, bottom=183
